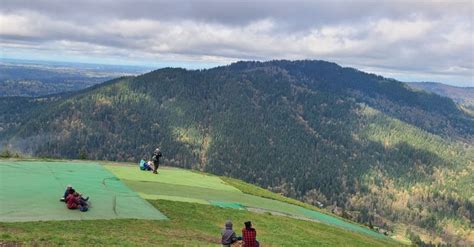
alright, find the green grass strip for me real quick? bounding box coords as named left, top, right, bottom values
left=138, top=193, right=210, bottom=204
left=0, top=200, right=402, bottom=246
left=105, top=165, right=240, bottom=192
left=122, top=179, right=386, bottom=239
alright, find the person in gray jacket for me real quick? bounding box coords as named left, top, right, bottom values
left=221, top=220, right=239, bottom=246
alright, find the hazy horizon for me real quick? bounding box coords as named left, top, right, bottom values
left=3, top=56, right=473, bottom=88
left=1, top=0, right=472, bottom=87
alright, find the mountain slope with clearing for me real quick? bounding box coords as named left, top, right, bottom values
left=0, top=159, right=401, bottom=246
left=1, top=60, right=472, bottom=244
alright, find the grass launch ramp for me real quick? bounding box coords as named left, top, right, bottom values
left=106, top=165, right=384, bottom=239
left=0, top=161, right=167, bottom=222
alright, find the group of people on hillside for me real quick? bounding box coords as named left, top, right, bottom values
left=139, top=148, right=162, bottom=174
left=58, top=148, right=162, bottom=214
left=56, top=147, right=263, bottom=245
left=221, top=220, right=259, bottom=247
left=60, top=185, right=90, bottom=212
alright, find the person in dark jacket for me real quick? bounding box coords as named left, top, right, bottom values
left=152, top=148, right=162, bottom=174
left=221, top=220, right=238, bottom=246
left=60, top=184, right=74, bottom=202
left=242, top=221, right=259, bottom=247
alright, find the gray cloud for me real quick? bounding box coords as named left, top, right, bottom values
left=0, top=0, right=472, bottom=86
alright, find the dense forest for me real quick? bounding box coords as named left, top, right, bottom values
left=1, top=60, right=472, bottom=245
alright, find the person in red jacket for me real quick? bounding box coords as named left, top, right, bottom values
left=242, top=221, right=259, bottom=247
left=66, top=191, right=88, bottom=211
left=66, top=191, right=79, bottom=209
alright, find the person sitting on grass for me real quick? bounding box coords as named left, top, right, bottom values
left=60, top=185, right=89, bottom=202
left=242, top=221, right=259, bottom=247
left=60, top=184, right=74, bottom=202
left=66, top=191, right=89, bottom=212
left=147, top=160, right=154, bottom=171
left=139, top=159, right=154, bottom=171
left=221, top=220, right=240, bottom=246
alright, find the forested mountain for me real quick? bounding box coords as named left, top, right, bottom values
left=1, top=60, right=473, bottom=245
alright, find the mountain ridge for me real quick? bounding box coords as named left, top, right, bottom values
left=1, top=60, right=472, bottom=244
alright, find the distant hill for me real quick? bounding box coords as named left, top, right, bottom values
left=0, top=59, right=150, bottom=97
left=407, top=82, right=474, bottom=108
left=0, top=60, right=473, bottom=245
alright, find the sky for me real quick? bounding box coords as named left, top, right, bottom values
left=0, top=0, right=473, bottom=86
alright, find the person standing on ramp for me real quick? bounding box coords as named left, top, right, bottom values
left=152, top=147, right=162, bottom=174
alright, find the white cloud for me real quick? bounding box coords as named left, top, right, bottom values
left=373, top=18, right=434, bottom=42
left=0, top=1, right=472, bottom=86
left=0, top=13, right=39, bottom=37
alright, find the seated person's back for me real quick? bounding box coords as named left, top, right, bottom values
left=242, top=221, right=258, bottom=247
left=221, top=220, right=238, bottom=246
left=66, top=192, right=78, bottom=209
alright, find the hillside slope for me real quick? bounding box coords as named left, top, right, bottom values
left=1, top=201, right=401, bottom=246
left=1, top=60, right=473, bottom=244
left=0, top=159, right=399, bottom=246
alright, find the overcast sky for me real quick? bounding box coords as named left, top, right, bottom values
left=0, top=0, right=472, bottom=86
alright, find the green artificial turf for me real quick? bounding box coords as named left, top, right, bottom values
left=0, top=161, right=166, bottom=221
left=209, top=201, right=246, bottom=210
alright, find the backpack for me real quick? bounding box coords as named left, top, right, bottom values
left=139, top=159, right=146, bottom=170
